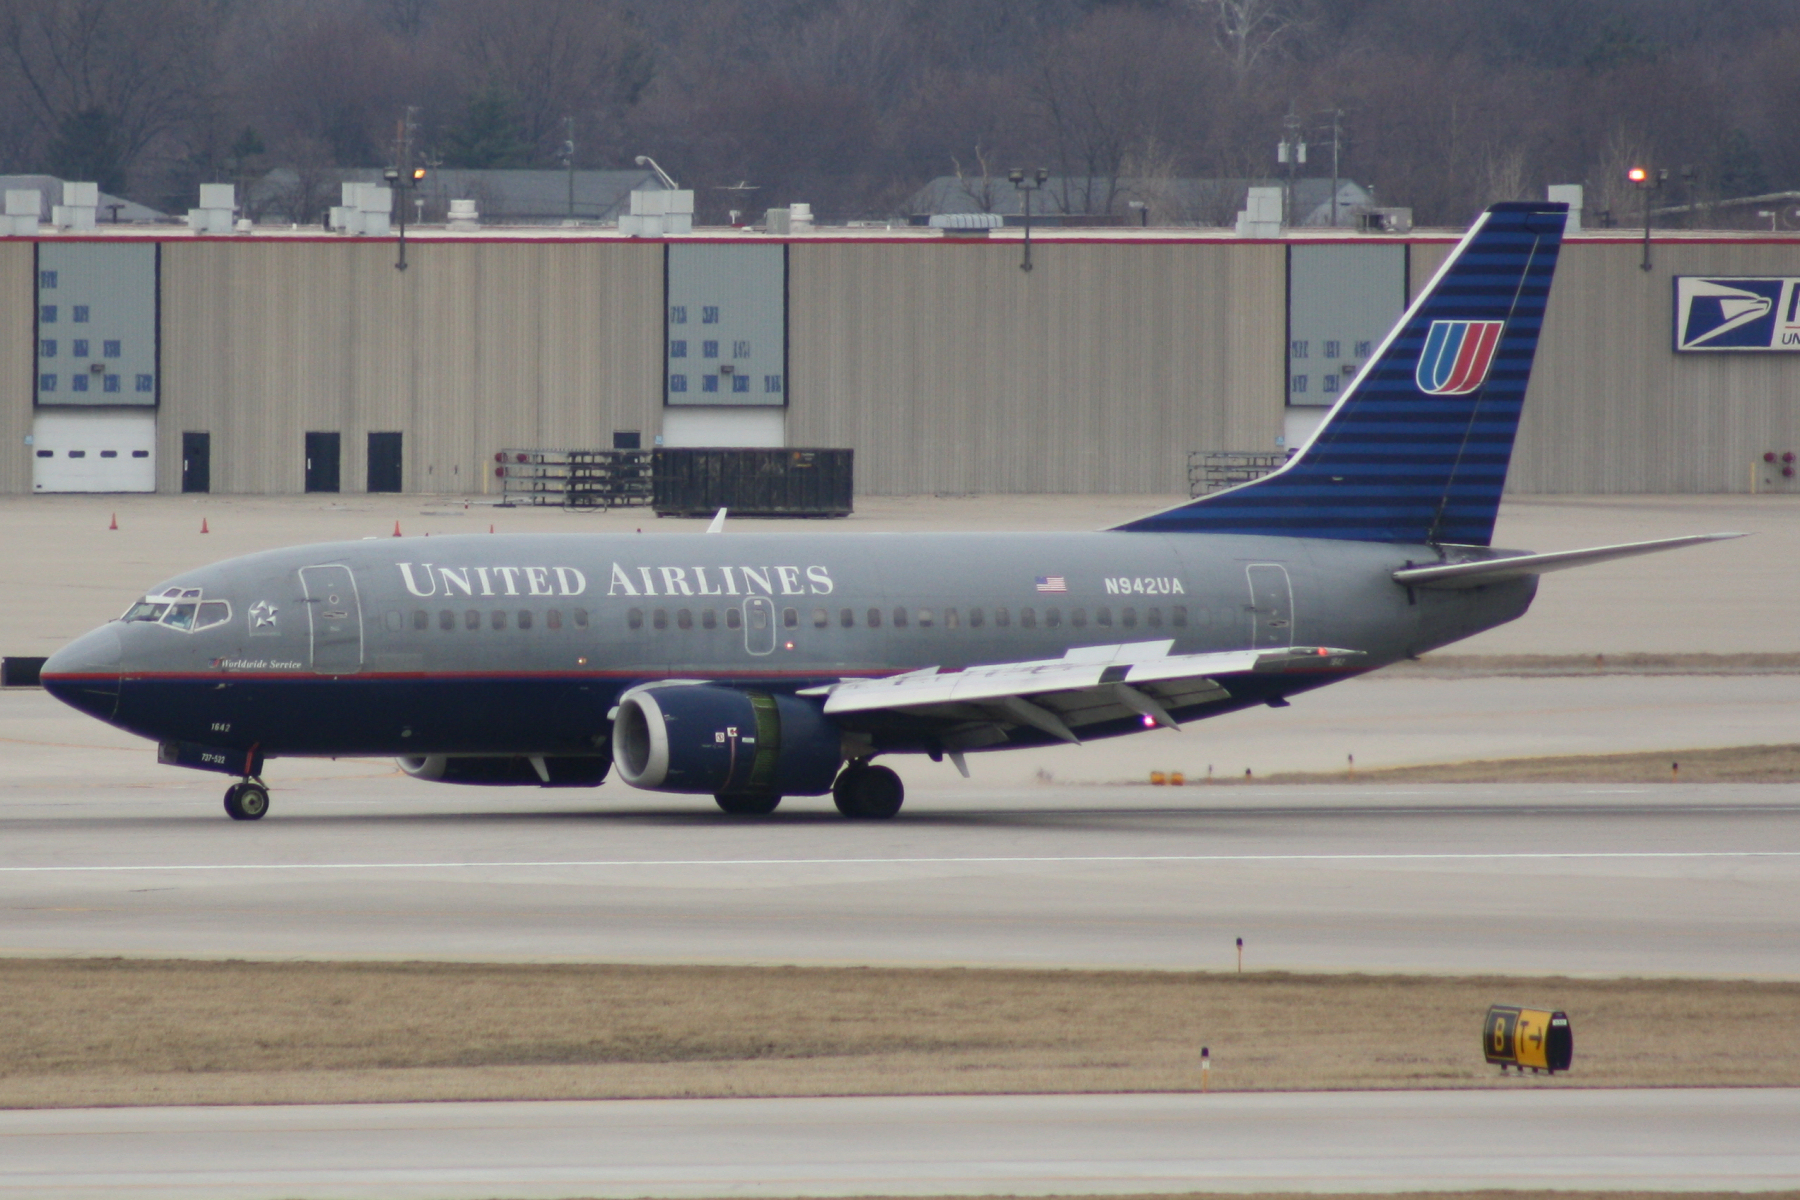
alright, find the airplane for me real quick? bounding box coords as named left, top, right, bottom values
left=41, top=201, right=1738, bottom=822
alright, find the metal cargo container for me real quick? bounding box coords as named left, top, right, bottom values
left=653, top=448, right=852, bottom=517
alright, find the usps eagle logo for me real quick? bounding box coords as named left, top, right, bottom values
left=1415, top=320, right=1505, bottom=395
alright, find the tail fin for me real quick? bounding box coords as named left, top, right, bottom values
left=1116, top=201, right=1567, bottom=546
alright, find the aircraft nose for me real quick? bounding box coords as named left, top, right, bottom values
left=41, top=626, right=123, bottom=721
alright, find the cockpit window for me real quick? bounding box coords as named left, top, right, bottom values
left=126, top=586, right=230, bottom=632
left=193, top=601, right=231, bottom=631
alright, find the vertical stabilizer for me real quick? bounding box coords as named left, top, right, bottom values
left=1116, top=201, right=1567, bottom=545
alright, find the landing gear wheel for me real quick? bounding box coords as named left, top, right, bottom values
left=715, top=792, right=781, bottom=815
left=833, top=764, right=904, bottom=820
left=224, top=781, right=269, bottom=821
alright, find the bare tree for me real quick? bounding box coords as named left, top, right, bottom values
left=1186, top=0, right=1310, bottom=83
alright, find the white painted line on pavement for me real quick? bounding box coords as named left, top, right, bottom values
left=0, top=849, right=1797, bottom=874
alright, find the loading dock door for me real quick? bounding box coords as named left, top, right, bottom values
left=304, top=432, right=340, bottom=493
left=30, top=411, right=155, bottom=493
left=182, top=432, right=210, bottom=493
left=366, top=432, right=402, bottom=493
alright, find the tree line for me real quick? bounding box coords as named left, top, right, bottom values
left=1, top=0, right=1795, bottom=228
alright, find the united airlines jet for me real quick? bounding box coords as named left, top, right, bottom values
left=42, top=202, right=1734, bottom=820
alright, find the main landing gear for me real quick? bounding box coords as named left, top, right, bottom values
left=833, top=763, right=903, bottom=820
left=223, top=779, right=270, bottom=821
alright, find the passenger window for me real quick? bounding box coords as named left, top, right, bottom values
left=518, top=610, right=533, bottom=630
left=727, top=608, right=742, bottom=629
left=628, top=608, right=643, bottom=630
left=573, top=609, right=589, bottom=629
left=945, top=608, right=959, bottom=629
left=677, top=609, right=693, bottom=630
left=413, top=610, right=429, bottom=631
left=813, top=607, right=829, bottom=628
left=995, top=607, right=1010, bottom=628
left=917, top=609, right=933, bottom=627
left=194, top=601, right=232, bottom=631
left=464, top=610, right=479, bottom=630
left=547, top=609, right=562, bottom=630
left=969, top=608, right=983, bottom=628
left=1172, top=606, right=1187, bottom=628
left=1020, top=607, right=1036, bottom=629
left=439, top=610, right=455, bottom=631
left=702, top=609, right=717, bottom=629
left=491, top=610, right=507, bottom=630
left=1122, top=606, right=1137, bottom=628
left=385, top=610, right=402, bottom=632
left=1147, top=608, right=1163, bottom=628
left=783, top=608, right=799, bottom=628
left=893, top=607, right=908, bottom=628
left=1070, top=608, right=1086, bottom=628
left=1097, top=607, right=1112, bottom=626
left=840, top=608, right=854, bottom=628
left=1045, top=608, right=1060, bottom=628
left=867, top=608, right=881, bottom=628
left=653, top=609, right=668, bottom=630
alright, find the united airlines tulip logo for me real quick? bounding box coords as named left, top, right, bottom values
left=1415, top=320, right=1505, bottom=394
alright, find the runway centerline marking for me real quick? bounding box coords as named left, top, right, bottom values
left=0, top=850, right=1797, bottom=874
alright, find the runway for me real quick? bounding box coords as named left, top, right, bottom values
left=3, top=759, right=1797, bottom=974
left=5, top=1089, right=1798, bottom=1198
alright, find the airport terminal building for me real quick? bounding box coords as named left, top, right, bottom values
left=5, top=217, right=1800, bottom=499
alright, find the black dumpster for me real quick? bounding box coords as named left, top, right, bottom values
left=653, top=448, right=853, bottom=518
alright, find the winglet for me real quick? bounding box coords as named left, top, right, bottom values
left=705, top=508, right=728, bottom=534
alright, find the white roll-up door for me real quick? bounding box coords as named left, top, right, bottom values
left=31, top=410, right=156, bottom=492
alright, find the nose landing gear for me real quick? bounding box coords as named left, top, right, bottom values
left=223, top=780, right=270, bottom=821
left=833, top=763, right=904, bottom=819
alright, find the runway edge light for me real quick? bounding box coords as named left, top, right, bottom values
left=1484, top=1005, right=1573, bottom=1075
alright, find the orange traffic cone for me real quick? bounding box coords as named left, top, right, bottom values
left=489, top=524, right=495, bottom=534
left=393, top=520, right=403, bottom=537
left=108, top=513, right=117, bottom=530
left=200, top=518, right=209, bottom=534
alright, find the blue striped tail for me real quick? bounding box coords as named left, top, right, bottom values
left=1116, top=201, right=1567, bottom=546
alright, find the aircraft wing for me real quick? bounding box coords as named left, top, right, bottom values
left=1392, top=533, right=1743, bottom=590
left=799, top=641, right=1364, bottom=746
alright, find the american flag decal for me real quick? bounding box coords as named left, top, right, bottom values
left=1035, top=575, right=1067, bottom=592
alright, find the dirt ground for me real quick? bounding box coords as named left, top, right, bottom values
left=2, top=960, right=1794, bottom=1109
left=1251, top=742, right=1800, bottom=784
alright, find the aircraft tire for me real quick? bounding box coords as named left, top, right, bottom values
left=224, top=782, right=269, bottom=821
left=833, top=765, right=903, bottom=820
left=714, top=792, right=781, bottom=815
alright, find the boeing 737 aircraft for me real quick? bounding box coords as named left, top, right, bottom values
left=42, top=201, right=1736, bottom=821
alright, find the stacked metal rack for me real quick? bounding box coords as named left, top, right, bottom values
left=1187, top=450, right=1290, bottom=497
left=494, top=450, right=654, bottom=509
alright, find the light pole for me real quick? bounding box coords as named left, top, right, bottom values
left=385, top=164, right=427, bottom=271
left=1629, top=165, right=1665, bottom=272
left=1009, top=167, right=1047, bottom=272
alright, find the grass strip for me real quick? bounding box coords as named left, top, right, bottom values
left=2, top=961, right=1796, bottom=1108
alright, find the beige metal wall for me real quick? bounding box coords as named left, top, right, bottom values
left=1512, top=239, right=1800, bottom=493
left=9, top=232, right=1800, bottom=497
left=0, top=243, right=32, bottom=495
left=787, top=240, right=1284, bottom=494
left=159, top=240, right=664, bottom=495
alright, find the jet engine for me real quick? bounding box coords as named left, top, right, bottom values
left=611, top=684, right=841, bottom=796
left=397, top=755, right=610, bottom=787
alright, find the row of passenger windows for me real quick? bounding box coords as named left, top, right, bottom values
left=626, top=605, right=1193, bottom=631
left=387, top=608, right=590, bottom=632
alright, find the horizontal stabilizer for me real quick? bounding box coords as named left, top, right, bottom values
left=1392, top=533, right=1744, bottom=590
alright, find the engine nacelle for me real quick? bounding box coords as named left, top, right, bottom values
left=611, top=684, right=841, bottom=796
left=397, top=755, right=609, bottom=787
